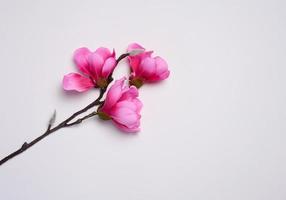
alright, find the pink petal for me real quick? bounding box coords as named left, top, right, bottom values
left=101, top=57, right=117, bottom=78
left=120, top=86, right=139, bottom=101
left=111, top=48, right=116, bottom=57
left=128, top=51, right=153, bottom=73
left=158, top=70, right=170, bottom=80
left=142, top=51, right=153, bottom=58
left=113, top=100, right=139, bottom=112
left=111, top=107, right=141, bottom=128
left=137, top=57, right=156, bottom=78
left=101, top=78, right=126, bottom=112
left=154, top=56, right=169, bottom=75
left=73, top=47, right=92, bottom=75
left=88, top=53, right=104, bottom=79
left=95, top=47, right=113, bottom=60
left=113, top=121, right=140, bottom=133
left=132, top=98, right=143, bottom=112
left=63, top=73, right=94, bottom=92
left=127, top=43, right=145, bottom=52
left=128, top=56, right=141, bottom=72
left=127, top=42, right=152, bottom=73
left=148, top=56, right=170, bottom=82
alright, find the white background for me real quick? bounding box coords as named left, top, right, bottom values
left=0, top=0, right=285, bottom=199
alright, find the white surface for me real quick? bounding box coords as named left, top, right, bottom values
left=0, top=0, right=286, bottom=199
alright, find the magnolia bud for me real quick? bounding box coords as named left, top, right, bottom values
left=48, top=110, right=57, bottom=127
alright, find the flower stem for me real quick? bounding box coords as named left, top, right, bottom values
left=116, top=53, right=129, bottom=64
left=65, top=111, right=98, bottom=127
left=0, top=89, right=105, bottom=166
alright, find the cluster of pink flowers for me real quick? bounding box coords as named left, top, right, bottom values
left=0, top=43, right=169, bottom=166
left=63, top=43, right=170, bottom=133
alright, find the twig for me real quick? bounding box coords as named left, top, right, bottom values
left=0, top=89, right=105, bottom=166
left=66, top=111, right=98, bottom=127
left=116, top=53, right=129, bottom=64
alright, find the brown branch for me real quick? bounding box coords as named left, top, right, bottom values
left=116, top=53, right=129, bottom=64
left=0, top=88, right=105, bottom=166
left=65, top=111, right=98, bottom=127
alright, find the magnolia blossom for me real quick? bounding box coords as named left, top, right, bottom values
left=98, top=77, right=142, bottom=133
left=63, top=47, right=116, bottom=92
left=127, top=43, right=170, bottom=88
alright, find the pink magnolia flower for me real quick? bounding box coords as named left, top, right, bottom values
left=63, top=47, right=117, bottom=92
left=98, top=77, right=142, bottom=133
left=127, top=43, right=170, bottom=88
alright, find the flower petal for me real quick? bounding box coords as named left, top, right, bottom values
left=128, top=56, right=141, bottom=72
left=158, top=70, right=170, bottom=80
left=73, top=47, right=92, bottom=75
left=127, top=43, right=145, bottom=52
left=111, top=107, right=141, bottom=128
left=155, top=56, right=169, bottom=75
left=149, top=56, right=170, bottom=82
left=88, top=53, right=104, bottom=79
left=95, top=47, right=113, bottom=60
left=113, top=99, right=140, bottom=112
left=113, top=121, right=140, bottom=133
left=137, top=57, right=156, bottom=78
left=127, top=42, right=153, bottom=73
left=131, top=98, right=143, bottom=112
left=101, top=78, right=126, bottom=112
left=120, top=86, right=139, bottom=101
left=101, top=57, right=117, bottom=78
left=63, top=73, right=94, bottom=92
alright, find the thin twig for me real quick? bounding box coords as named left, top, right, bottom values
left=66, top=111, right=98, bottom=127
left=116, top=53, right=129, bottom=64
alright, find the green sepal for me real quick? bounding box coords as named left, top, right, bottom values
left=97, top=111, right=111, bottom=120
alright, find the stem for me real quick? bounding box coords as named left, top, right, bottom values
left=0, top=89, right=105, bottom=166
left=66, top=111, right=97, bottom=127
left=116, top=53, right=129, bottom=64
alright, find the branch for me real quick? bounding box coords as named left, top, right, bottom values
left=0, top=88, right=105, bottom=166
left=66, top=111, right=97, bottom=127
